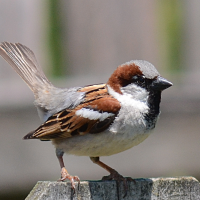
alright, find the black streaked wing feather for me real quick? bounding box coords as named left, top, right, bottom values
left=23, top=85, right=121, bottom=140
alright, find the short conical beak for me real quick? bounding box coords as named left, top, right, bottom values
left=150, top=76, right=173, bottom=91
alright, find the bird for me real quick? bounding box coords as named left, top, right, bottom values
left=0, top=42, right=172, bottom=192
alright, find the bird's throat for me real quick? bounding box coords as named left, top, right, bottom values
left=145, top=91, right=161, bottom=129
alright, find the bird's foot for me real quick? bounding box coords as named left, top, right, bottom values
left=58, top=167, right=80, bottom=194
left=102, top=169, right=135, bottom=197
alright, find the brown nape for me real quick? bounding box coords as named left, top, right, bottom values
left=107, top=62, right=142, bottom=94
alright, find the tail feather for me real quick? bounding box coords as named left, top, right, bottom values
left=0, top=42, right=52, bottom=93
left=0, top=42, right=84, bottom=122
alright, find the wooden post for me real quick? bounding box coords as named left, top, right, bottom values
left=25, top=177, right=200, bottom=200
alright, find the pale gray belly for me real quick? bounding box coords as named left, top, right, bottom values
left=52, top=130, right=151, bottom=157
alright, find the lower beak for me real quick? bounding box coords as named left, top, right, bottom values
left=150, top=76, right=173, bottom=91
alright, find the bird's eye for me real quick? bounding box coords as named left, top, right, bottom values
left=138, top=75, right=145, bottom=83
left=132, top=75, right=145, bottom=83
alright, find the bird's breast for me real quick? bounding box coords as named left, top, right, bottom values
left=52, top=104, right=155, bottom=157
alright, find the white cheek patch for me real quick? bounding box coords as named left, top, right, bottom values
left=107, top=85, right=149, bottom=117
left=75, top=108, right=114, bottom=121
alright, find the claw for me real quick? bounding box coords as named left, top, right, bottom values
left=58, top=167, right=80, bottom=194
left=102, top=169, right=135, bottom=197
left=90, top=157, right=135, bottom=197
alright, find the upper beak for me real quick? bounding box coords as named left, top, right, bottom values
left=150, top=76, right=173, bottom=91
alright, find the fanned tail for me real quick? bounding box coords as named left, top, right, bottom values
left=0, top=42, right=52, bottom=95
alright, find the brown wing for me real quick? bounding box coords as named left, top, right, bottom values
left=24, top=84, right=121, bottom=140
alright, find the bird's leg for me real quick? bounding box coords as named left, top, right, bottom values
left=90, top=157, right=133, bottom=195
left=56, top=149, right=80, bottom=192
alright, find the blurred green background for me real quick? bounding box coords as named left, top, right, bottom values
left=0, top=1, right=200, bottom=199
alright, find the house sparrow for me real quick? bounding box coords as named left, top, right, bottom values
left=0, top=42, right=172, bottom=192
